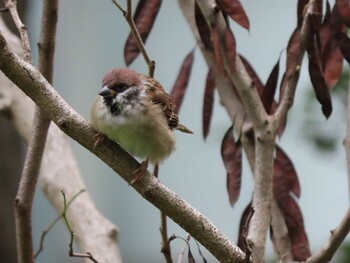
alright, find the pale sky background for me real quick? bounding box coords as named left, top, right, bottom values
left=25, top=1, right=349, bottom=262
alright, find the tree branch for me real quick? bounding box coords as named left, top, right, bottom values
left=306, top=207, right=350, bottom=263
left=0, top=29, right=246, bottom=263
left=0, top=17, right=123, bottom=263
left=111, top=0, right=155, bottom=77
left=4, top=1, right=43, bottom=262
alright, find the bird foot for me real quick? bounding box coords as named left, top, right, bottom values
left=130, top=159, right=149, bottom=186
left=93, top=132, right=106, bottom=149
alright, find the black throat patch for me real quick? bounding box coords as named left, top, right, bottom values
left=102, top=88, right=140, bottom=116
left=103, top=97, right=120, bottom=116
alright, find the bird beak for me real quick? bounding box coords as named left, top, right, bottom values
left=99, top=86, right=115, bottom=97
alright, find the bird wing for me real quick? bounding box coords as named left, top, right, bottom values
left=145, top=78, right=179, bottom=130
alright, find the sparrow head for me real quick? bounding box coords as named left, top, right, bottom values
left=98, top=68, right=145, bottom=115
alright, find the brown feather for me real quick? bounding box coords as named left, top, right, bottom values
left=144, top=78, right=180, bottom=130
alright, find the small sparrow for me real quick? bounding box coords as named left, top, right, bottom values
left=90, top=68, right=192, bottom=184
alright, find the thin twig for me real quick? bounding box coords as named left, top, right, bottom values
left=61, top=191, right=99, bottom=263
left=5, top=1, right=36, bottom=263
left=34, top=189, right=86, bottom=258
left=306, top=207, right=350, bottom=263
left=4, top=0, right=31, bottom=62
left=154, top=164, right=173, bottom=263
left=111, top=0, right=155, bottom=77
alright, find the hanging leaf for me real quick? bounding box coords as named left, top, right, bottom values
left=306, top=16, right=333, bottom=118
left=124, top=0, right=162, bottom=66
left=262, top=58, right=280, bottom=113
left=336, top=0, right=350, bottom=27
left=273, top=146, right=300, bottom=199
left=239, top=55, right=264, bottom=95
left=216, top=0, right=250, bottom=30
left=280, top=29, right=302, bottom=101
left=170, top=49, right=195, bottom=114
left=237, top=201, right=253, bottom=250
left=308, top=57, right=333, bottom=118
left=277, top=196, right=311, bottom=261
left=274, top=146, right=310, bottom=261
left=202, top=68, right=216, bottom=139
left=211, top=23, right=226, bottom=75
left=319, top=2, right=344, bottom=88
left=297, top=0, right=309, bottom=28
left=188, top=247, right=196, bottom=263
left=195, top=2, right=213, bottom=51
left=221, top=126, right=242, bottom=207
left=336, top=31, right=350, bottom=65
left=224, top=26, right=237, bottom=73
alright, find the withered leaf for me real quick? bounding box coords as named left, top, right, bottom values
left=202, top=68, right=216, bottom=139
left=188, top=247, right=196, bottom=263
left=221, top=126, right=242, bottom=207
left=309, top=58, right=333, bottom=118
left=277, top=196, right=311, bottom=261
left=262, top=58, right=280, bottom=114
left=297, top=0, right=309, bottom=28
left=195, top=2, right=212, bottom=51
left=306, top=17, right=333, bottom=118
left=237, top=201, right=253, bottom=250
left=170, top=49, right=195, bottom=114
left=274, top=146, right=310, bottom=261
left=336, top=0, right=350, bottom=27
left=319, top=2, right=344, bottom=88
left=211, top=23, right=226, bottom=75
left=273, top=146, right=300, bottom=199
left=216, top=0, right=250, bottom=30
left=280, top=29, right=301, bottom=101
left=124, top=0, right=162, bottom=66
left=224, top=26, right=237, bottom=73
left=336, top=31, right=350, bottom=65
left=239, top=55, right=264, bottom=95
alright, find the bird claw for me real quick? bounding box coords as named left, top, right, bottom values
left=130, top=159, right=149, bottom=186
left=93, top=132, right=106, bottom=149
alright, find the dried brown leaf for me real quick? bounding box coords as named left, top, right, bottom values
left=221, top=126, right=242, bottom=206
left=274, top=146, right=310, bottom=261
left=195, top=2, right=213, bottom=51
left=306, top=16, right=333, bottom=118
left=124, top=0, right=162, bottom=65
left=336, top=31, right=350, bottom=65
left=239, top=55, right=264, bottom=95
left=188, top=247, right=196, bottom=263
left=273, top=146, right=300, bottom=199
left=262, top=58, right=280, bottom=113
left=170, top=49, right=195, bottom=114
left=237, top=202, right=253, bottom=250
left=277, top=196, right=311, bottom=261
left=319, top=2, right=344, bottom=88
left=336, top=0, right=350, bottom=27
left=297, top=0, right=309, bottom=28
left=202, top=68, right=216, bottom=139
left=216, top=0, right=250, bottom=30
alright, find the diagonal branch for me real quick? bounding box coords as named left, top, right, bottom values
left=3, top=1, right=46, bottom=263
left=0, top=29, right=246, bottom=263
left=306, top=207, right=350, bottom=263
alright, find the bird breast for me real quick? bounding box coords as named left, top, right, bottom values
left=90, top=96, right=176, bottom=163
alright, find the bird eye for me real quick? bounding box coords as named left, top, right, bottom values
left=113, top=83, right=128, bottom=93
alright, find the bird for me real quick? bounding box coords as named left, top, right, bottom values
left=90, top=68, right=192, bottom=185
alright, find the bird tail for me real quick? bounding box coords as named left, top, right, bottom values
left=176, top=123, right=193, bottom=134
